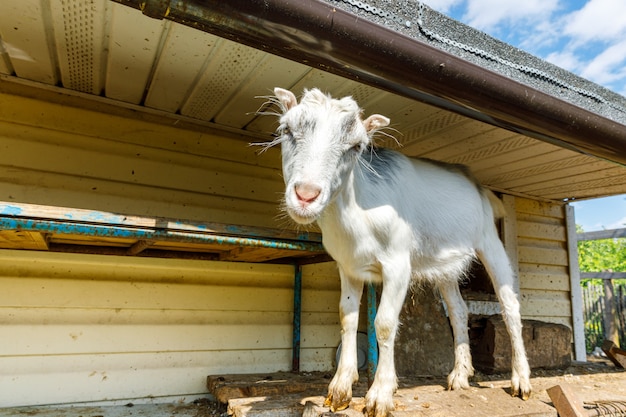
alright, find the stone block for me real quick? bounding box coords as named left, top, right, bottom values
left=470, top=315, right=572, bottom=373
left=394, top=287, right=455, bottom=377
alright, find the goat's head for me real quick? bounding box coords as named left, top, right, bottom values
left=273, top=87, right=390, bottom=224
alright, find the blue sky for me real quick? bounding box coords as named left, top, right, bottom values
left=424, top=0, right=626, bottom=232
left=571, top=195, right=626, bottom=231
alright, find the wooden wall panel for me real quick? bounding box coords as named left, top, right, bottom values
left=514, top=196, right=572, bottom=327
left=0, top=92, right=285, bottom=229
left=0, top=251, right=341, bottom=407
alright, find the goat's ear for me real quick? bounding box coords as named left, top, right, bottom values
left=274, top=87, right=298, bottom=111
left=363, top=114, right=390, bottom=133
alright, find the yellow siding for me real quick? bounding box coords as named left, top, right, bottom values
left=514, top=197, right=572, bottom=326
left=0, top=92, right=285, bottom=229
left=0, top=251, right=341, bottom=407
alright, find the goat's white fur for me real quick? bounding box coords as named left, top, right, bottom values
left=272, top=87, right=531, bottom=417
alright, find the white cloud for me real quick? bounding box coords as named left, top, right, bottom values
left=545, top=50, right=583, bottom=73
left=580, top=39, right=626, bottom=84
left=562, top=0, right=626, bottom=43
left=461, top=0, right=558, bottom=32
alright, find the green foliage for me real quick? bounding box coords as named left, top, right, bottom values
left=577, top=226, right=626, bottom=276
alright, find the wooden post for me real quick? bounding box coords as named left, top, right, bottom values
left=567, top=205, right=587, bottom=361
left=603, top=278, right=619, bottom=346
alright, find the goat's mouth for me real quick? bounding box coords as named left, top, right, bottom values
left=285, top=205, right=320, bottom=225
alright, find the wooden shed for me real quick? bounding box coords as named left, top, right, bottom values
left=1, top=0, right=625, bottom=408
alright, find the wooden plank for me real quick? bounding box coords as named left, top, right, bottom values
left=0, top=200, right=314, bottom=240
left=542, top=182, right=626, bottom=201
left=401, top=118, right=483, bottom=157
left=0, top=94, right=281, bottom=170
left=429, top=129, right=534, bottom=166
left=531, top=170, right=626, bottom=200
left=602, top=340, right=626, bottom=369
left=518, top=246, right=569, bottom=266
left=546, top=384, right=586, bottom=417
left=105, top=4, right=167, bottom=103
left=0, top=230, right=48, bottom=250
left=478, top=146, right=574, bottom=182
left=0, top=307, right=294, bottom=326
left=144, top=23, right=219, bottom=112
left=521, top=295, right=572, bottom=318
left=0, top=275, right=339, bottom=316
left=0, top=323, right=297, bottom=355
left=517, top=220, right=566, bottom=241
left=517, top=316, right=572, bottom=328
left=207, top=372, right=332, bottom=404
left=0, top=350, right=294, bottom=407
left=0, top=0, right=58, bottom=84
left=580, top=272, right=626, bottom=279
left=213, top=54, right=310, bottom=128
left=50, top=235, right=137, bottom=247
left=578, top=228, right=626, bottom=241
left=520, top=264, right=570, bottom=292
left=515, top=197, right=565, bottom=218
left=486, top=154, right=600, bottom=190
left=0, top=136, right=284, bottom=205
left=0, top=250, right=296, bottom=285
left=0, top=276, right=296, bottom=311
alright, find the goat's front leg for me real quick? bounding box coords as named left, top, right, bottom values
left=325, top=269, right=363, bottom=412
left=365, top=259, right=410, bottom=417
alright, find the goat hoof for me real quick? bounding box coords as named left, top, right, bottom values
left=446, top=370, right=472, bottom=391
left=324, top=393, right=350, bottom=412
left=511, top=382, right=532, bottom=400
left=365, top=394, right=394, bottom=417
left=363, top=404, right=393, bottom=417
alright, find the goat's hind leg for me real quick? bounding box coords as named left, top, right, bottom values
left=438, top=279, right=474, bottom=390
left=477, top=235, right=531, bottom=400
left=325, top=269, right=363, bottom=412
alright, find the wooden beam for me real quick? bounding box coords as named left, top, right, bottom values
left=547, top=384, right=586, bottom=417
left=580, top=272, right=626, bottom=279
left=126, top=239, right=154, bottom=255
left=602, top=340, right=626, bottom=369
left=577, top=228, right=626, bottom=241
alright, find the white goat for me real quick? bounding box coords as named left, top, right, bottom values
left=270, top=87, right=531, bottom=417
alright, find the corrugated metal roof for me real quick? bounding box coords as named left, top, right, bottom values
left=0, top=0, right=625, bottom=202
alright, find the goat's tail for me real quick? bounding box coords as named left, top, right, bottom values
left=484, top=189, right=506, bottom=219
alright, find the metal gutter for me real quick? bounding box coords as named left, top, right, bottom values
left=113, top=0, right=626, bottom=166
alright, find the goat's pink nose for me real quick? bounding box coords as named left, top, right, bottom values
left=295, top=183, right=321, bottom=204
